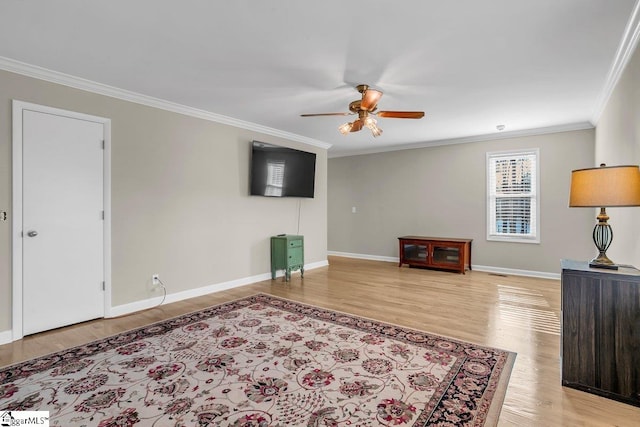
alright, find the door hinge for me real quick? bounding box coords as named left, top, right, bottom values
left=102, top=281, right=105, bottom=291
left=101, top=140, right=105, bottom=149
left=101, top=210, right=104, bottom=220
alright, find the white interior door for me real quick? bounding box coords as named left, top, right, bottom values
left=21, top=108, right=105, bottom=335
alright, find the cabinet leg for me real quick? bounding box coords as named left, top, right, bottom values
left=301, top=268, right=304, bottom=278
left=271, top=269, right=276, bottom=280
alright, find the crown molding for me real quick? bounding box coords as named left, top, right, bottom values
left=328, top=122, right=594, bottom=158
left=591, top=0, right=640, bottom=124
left=0, top=56, right=332, bottom=150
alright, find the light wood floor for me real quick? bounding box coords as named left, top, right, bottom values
left=2, top=256, right=640, bottom=426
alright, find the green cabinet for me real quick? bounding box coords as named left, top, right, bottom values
left=271, top=235, right=304, bottom=281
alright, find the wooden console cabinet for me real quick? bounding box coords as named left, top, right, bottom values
left=561, top=259, right=640, bottom=407
left=398, top=236, right=472, bottom=274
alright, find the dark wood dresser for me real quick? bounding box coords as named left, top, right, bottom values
left=561, top=259, right=640, bottom=406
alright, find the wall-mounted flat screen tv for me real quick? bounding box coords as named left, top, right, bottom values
left=250, top=141, right=316, bottom=198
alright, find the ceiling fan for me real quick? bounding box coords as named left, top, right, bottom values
left=301, top=84, right=425, bottom=137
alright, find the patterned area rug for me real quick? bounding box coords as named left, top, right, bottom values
left=0, top=294, right=516, bottom=426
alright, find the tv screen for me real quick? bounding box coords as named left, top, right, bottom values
left=250, top=141, right=316, bottom=198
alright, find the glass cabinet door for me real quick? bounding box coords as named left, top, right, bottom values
left=403, top=243, right=428, bottom=263
left=432, top=245, right=460, bottom=266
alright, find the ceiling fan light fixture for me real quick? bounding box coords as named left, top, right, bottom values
left=350, top=119, right=364, bottom=132
left=338, top=122, right=353, bottom=135
left=363, top=116, right=382, bottom=137
left=364, top=116, right=376, bottom=127
left=361, top=88, right=383, bottom=111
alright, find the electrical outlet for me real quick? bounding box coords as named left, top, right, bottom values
left=152, top=274, right=160, bottom=286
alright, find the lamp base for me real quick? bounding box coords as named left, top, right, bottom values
left=589, top=261, right=619, bottom=270
left=590, top=216, right=617, bottom=269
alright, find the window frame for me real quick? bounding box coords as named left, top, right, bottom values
left=265, top=160, right=285, bottom=196
left=486, top=148, right=540, bottom=244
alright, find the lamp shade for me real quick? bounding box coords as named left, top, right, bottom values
left=569, top=164, right=640, bottom=207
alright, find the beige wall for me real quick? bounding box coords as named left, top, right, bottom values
left=0, top=70, right=327, bottom=332
left=328, top=130, right=596, bottom=274
left=595, top=42, right=640, bottom=266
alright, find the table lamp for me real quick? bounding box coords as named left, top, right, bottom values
left=569, top=163, right=640, bottom=269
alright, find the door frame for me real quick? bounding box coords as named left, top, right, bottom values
left=12, top=100, right=112, bottom=341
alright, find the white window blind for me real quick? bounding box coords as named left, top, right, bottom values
left=265, top=160, right=285, bottom=196
left=487, top=149, right=539, bottom=243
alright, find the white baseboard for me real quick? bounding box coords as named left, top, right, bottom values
left=107, top=272, right=271, bottom=317
left=0, top=329, right=13, bottom=346
left=107, top=260, right=329, bottom=318
left=1, top=262, right=329, bottom=343
left=472, top=265, right=560, bottom=280
left=301, top=260, right=330, bottom=271
left=327, top=251, right=559, bottom=280
left=328, top=251, right=397, bottom=263
left=3, top=257, right=557, bottom=345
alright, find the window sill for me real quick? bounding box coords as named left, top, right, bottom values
left=487, top=235, right=540, bottom=244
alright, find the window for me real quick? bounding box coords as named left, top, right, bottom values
left=487, top=149, right=539, bottom=243
left=265, top=160, right=285, bottom=196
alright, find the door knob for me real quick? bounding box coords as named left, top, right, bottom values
left=26, top=230, right=38, bottom=237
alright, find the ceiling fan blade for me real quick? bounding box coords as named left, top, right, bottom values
left=301, top=112, right=352, bottom=117
left=360, top=89, right=383, bottom=111
left=350, top=119, right=364, bottom=132
left=376, top=111, right=425, bottom=119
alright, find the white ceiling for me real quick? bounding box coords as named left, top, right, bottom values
left=0, top=0, right=638, bottom=157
